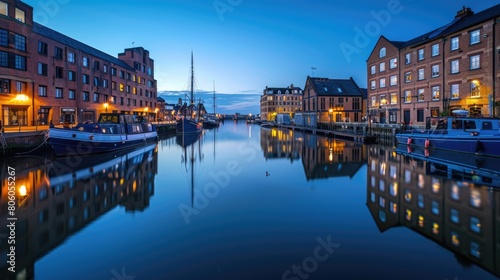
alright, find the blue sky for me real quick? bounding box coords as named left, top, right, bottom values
left=24, top=0, right=499, bottom=95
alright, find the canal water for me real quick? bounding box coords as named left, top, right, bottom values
left=1, top=121, right=499, bottom=280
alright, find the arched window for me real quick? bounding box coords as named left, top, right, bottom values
left=379, top=47, right=386, bottom=58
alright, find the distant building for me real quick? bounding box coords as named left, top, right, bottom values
left=302, top=76, right=365, bottom=124
left=260, top=84, right=303, bottom=121
left=367, top=5, right=500, bottom=125
left=0, top=0, right=158, bottom=127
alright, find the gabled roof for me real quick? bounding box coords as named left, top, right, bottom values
left=264, top=86, right=302, bottom=95
left=306, top=76, right=364, bottom=97
left=400, top=4, right=500, bottom=49
left=33, top=23, right=134, bottom=70
left=366, top=35, right=404, bottom=62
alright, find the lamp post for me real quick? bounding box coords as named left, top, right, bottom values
left=104, top=102, right=108, bottom=113
left=329, top=108, right=333, bottom=130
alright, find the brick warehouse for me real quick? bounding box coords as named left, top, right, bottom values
left=367, top=5, right=500, bottom=125
left=0, top=0, right=159, bottom=127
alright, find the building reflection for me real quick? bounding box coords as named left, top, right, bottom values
left=260, top=127, right=367, bottom=181
left=0, top=143, right=158, bottom=279
left=366, top=145, right=500, bottom=278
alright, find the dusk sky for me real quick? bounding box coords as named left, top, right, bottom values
left=24, top=0, right=500, bottom=95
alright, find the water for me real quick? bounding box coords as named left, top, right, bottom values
left=1, top=122, right=499, bottom=280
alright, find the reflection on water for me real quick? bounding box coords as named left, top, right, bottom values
left=0, top=143, right=158, bottom=278
left=260, top=127, right=367, bottom=180
left=367, top=145, right=500, bottom=278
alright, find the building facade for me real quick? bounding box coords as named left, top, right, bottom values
left=302, top=76, right=365, bottom=124
left=368, top=5, right=500, bottom=125
left=260, top=84, right=302, bottom=121
left=0, top=0, right=158, bottom=127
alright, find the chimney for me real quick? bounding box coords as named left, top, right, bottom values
left=455, top=6, right=474, bottom=19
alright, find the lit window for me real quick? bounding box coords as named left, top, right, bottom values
left=432, top=223, right=439, bottom=235
left=470, top=81, right=481, bottom=98
left=418, top=89, right=425, bottom=102
left=451, top=184, right=460, bottom=200
left=0, top=2, right=7, bottom=16
left=404, top=189, right=412, bottom=202
left=418, top=215, right=424, bottom=227
left=451, top=231, right=460, bottom=246
left=470, top=189, right=481, bottom=208
left=390, top=202, right=397, bottom=214
left=406, top=209, right=412, bottom=221
left=451, top=84, right=459, bottom=99
left=432, top=86, right=440, bottom=100
left=470, top=217, right=481, bottom=233
left=15, top=8, right=25, bottom=23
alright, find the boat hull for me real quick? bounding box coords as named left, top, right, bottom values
left=177, top=118, right=202, bottom=134
left=48, top=128, right=158, bottom=156
left=395, top=132, right=500, bottom=157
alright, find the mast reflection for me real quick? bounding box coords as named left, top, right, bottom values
left=0, top=143, right=158, bottom=278
left=366, top=145, right=500, bottom=278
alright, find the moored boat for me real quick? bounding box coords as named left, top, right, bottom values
left=47, top=113, right=158, bottom=156
left=395, top=116, right=500, bottom=157
left=176, top=117, right=202, bottom=134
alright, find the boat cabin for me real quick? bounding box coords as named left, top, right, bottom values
left=74, top=113, right=155, bottom=134
left=425, top=117, right=500, bottom=133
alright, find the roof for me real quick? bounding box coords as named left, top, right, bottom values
left=33, top=23, right=134, bottom=71
left=400, top=4, right=500, bottom=48
left=307, top=77, right=364, bottom=97
left=263, top=86, right=303, bottom=95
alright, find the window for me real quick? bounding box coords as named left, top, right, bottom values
left=418, top=88, right=425, bottom=101
left=379, top=62, right=385, bottom=72
left=94, top=61, right=100, bottom=70
left=418, top=49, right=424, bottom=60
left=451, top=37, right=459, bottom=50
left=431, top=65, right=439, bottom=77
left=451, top=60, right=459, bottom=74
left=103, top=64, right=108, bottom=73
left=470, top=30, right=480, bottom=45
left=38, top=85, right=47, bottom=97
left=405, top=53, right=411, bottom=64
left=111, top=67, right=116, bottom=76
left=93, top=77, right=99, bottom=86
left=450, top=208, right=459, bottom=224
left=82, top=91, right=89, bottom=101
left=119, top=70, right=125, bottom=79
left=15, top=8, right=25, bottom=23
left=126, top=85, right=130, bottom=93
left=93, top=92, right=99, bottom=103
left=55, top=66, right=63, bottom=78
left=119, top=83, right=124, bottom=92
left=0, top=29, right=7, bottom=47
left=55, top=88, right=63, bottom=98
left=54, top=46, right=63, bottom=59
left=379, top=47, right=386, bottom=58
left=431, top=44, right=439, bottom=56
left=120, top=97, right=124, bottom=105
left=389, top=58, right=397, bottom=69
left=82, top=56, right=88, bottom=67
left=112, top=82, right=117, bottom=90
left=470, top=81, right=480, bottom=97
left=390, top=75, right=397, bottom=86
left=432, top=86, right=440, bottom=100
left=371, top=96, right=376, bottom=107
left=15, top=55, right=26, bottom=70
left=67, top=52, right=75, bottom=63
left=103, top=79, right=108, bottom=88
left=38, top=41, right=48, bottom=55
left=37, top=63, right=47, bottom=76
left=0, top=79, right=9, bottom=93
left=470, top=55, right=480, bottom=70
left=370, top=80, right=376, bottom=89
left=405, top=72, right=412, bottom=83
left=0, top=2, right=7, bottom=16
left=451, top=84, right=459, bottom=99
left=418, top=68, right=424, bottom=80
left=404, top=91, right=411, bottom=103
left=379, top=78, right=386, bottom=88
left=14, top=34, right=26, bottom=51
left=470, top=217, right=481, bottom=234
left=390, top=93, right=397, bottom=104
left=68, top=89, right=75, bottom=100
left=82, top=74, right=89, bottom=84
left=68, top=70, right=75, bottom=81
left=417, top=109, right=424, bottom=122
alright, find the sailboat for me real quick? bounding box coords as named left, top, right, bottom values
left=202, top=80, right=220, bottom=128
left=176, top=52, right=203, bottom=134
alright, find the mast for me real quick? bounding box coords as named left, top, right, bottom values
left=190, top=51, right=194, bottom=106
left=213, top=80, right=216, bottom=115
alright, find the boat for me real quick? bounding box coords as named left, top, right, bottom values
left=47, top=113, right=158, bottom=156
left=261, top=121, right=275, bottom=129
left=202, top=81, right=220, bottom=128
left=176, top=51, right=203, bottom=134
left=395, top=116, right=500, bottom=157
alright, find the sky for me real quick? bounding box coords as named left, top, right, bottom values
left=23, top=0, right=500, bottom=102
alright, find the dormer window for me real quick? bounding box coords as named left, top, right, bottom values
left=379, top=47, right=386, bottom=58
left=337, top=87, right=342, bottom=93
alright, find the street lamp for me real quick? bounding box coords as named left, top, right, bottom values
left=104, top=102, right=108, bottom=113
left=329, top=108, right=333, bottom=130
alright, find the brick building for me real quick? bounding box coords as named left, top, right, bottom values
left=0, top=0, right=158, bottom=127
left=260, top=84, right=303, bottom=121
left=302, top=76, right=365, bottom=124
left=368, top=5, right=500, bottom=125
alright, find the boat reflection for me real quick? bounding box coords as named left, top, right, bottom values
left=0, top=143, right=158, bottom=278
left=367, top=145, right=500, bottom=278
left=260, top=127, right=367, bottom=181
